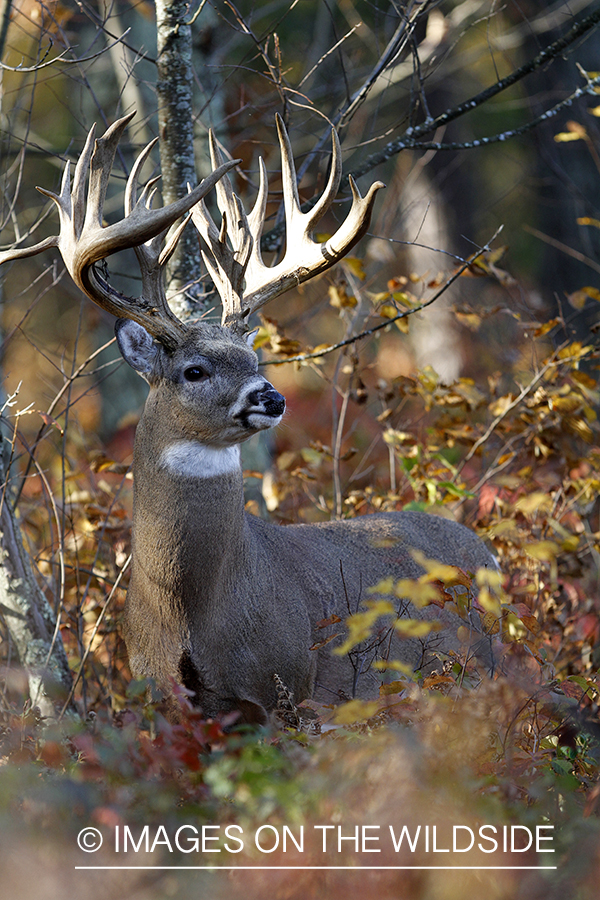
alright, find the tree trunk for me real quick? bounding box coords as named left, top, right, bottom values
left=156, top=0, right=206, bottom=320
left=0, top=463, right=74, bottom=719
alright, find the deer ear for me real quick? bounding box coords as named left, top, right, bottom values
left=115, top=318, right=159, bottom=377
left=245, top=328, right=259, bottom=349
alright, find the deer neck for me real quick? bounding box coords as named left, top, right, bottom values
left=130, top=395, right=248, bottom=602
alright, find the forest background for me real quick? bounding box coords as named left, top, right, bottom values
left=2, top=0, right=600, bottom=897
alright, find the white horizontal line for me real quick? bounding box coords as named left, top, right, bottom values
left=75, top=866, right=558, bottom=871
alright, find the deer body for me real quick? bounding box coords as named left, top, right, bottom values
left=118, top=320, right=495, bottom=723
left=0, top=114, right=497, bottom=721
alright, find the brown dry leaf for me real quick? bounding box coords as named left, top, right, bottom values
left=328, top=285, right=357, bottom=309
left=309, top=633, right=342, bottom=651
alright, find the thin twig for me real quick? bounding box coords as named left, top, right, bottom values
left=260, top=227, right=503, bottom=367
left=59, top=555, right=132, bottom=720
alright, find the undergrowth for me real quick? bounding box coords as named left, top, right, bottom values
left=1, top=254, right=600, bottom=899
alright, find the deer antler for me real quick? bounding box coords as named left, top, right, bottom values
left=190, top=114, right=385, bottom=332
left=0, top=113, right=240, bottom=351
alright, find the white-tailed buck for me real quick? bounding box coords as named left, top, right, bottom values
left=1, top=114, right=496, bottom=723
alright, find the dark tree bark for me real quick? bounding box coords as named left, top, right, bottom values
left=156, top=0, right=206, bottom=320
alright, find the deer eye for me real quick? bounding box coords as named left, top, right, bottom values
left=184, top=365, right=210, bottom=382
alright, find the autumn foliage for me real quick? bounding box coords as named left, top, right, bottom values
left=1, top=249, right=600, bottom=900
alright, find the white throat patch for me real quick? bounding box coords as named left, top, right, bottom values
left=160, top=441, right=241, bottom=479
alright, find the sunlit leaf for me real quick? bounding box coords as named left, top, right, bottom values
left=328, top=285, right=357, bottom=309
left=394, top=618, right=443, bottom=637
left=393, top=579, right=443, bottom=608
left=343, top=256, right=366, bottom=280
left=515, top=492, right=553, bottom=515
left=454, top=311, right=482, bottom=330
left=554, top=121, right=587, bottom=141
left=525, top=540, right=560, bottom=561
left=334, top=600, right=395, bottom=655
left=577, top=216, right=600, bottom=228
left=332, top=699, right=382, bottom=724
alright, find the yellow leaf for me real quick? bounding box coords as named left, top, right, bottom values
left=333, top=699, right=382, bottom=724
left=453, top=380, right=486, bottom=409
left=515, top=492, right=553, bottom=515
left=567, top=416, right=594, bottom=442
left=394, top=618, right=443, bottom=638
left=566, top=286, right=600, bottom=309
left=411, top=550, right=472, bottom=587
left=382, top=429, right=414, bottom=446
left=558, top=342, right=592, bottom=360
left=334, top=600, right=395, bottom=655
left=300, top=447, right=323, bottom=467
left=503, top=612, right=528, bottom=641
left=372, top=660, right=413, bottom=674
left=554, top=121, right=587, bottom=142
left=577, top=216, right=600, bottom=228
left=534, top=318, right=560, bottom=336
left=475, top=567, right=504, bottom=589
left=588, top=106, right=600, bottom=117
left=477, top=587, right=501, bottom=617
left=368, top=576, right=396, bottom=595
left=252, top=325, right=272, bottom=349
left=277, top=450, right=297, bottom=471
left=567, top=289, right=591, bottom=310
left=393, top=580, right=442, bottom=608
left=328, top=285, right=357, bottom=309
left=561, top=534, right=580, bottom=553
left=489, top=394, right=515, bottom=416
left=343, top=256, right=366, bottom=280
left=554, top=131, right=584, bottom=142
left=422, top=674, right=456, bottom=689
left=418, top=366, right=439, bottom=391
left=379, top=680, right=409, bottom=695
left=482, top=612, right=500, bottom=635
left=454, top=311, right=482, bottom=331
left=525, top=540, right=560, bottom=561
left=392, top=291, right=417, bottom=306
left=572, top=370, right=597, bottom=389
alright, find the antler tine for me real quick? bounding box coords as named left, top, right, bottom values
left=0, top=114, right=241, bottom=351
left=196, top=115, right=385, bottom=332
left=122, top=136, right=186, bottom=333
left=190, top=130, right=253, bottom=330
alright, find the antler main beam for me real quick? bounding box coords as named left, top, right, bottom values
left=0, top=113, right=240, bottom=351
left=191, top=114, right=385, bottom=331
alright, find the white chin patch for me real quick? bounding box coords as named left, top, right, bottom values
left=160, top=441, right=241, bottom=479
left=248, top=411, right=283, bottom=430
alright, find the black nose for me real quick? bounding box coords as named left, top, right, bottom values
left=248, top=383, right=286, bottom=416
